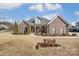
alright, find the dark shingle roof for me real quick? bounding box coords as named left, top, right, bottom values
left=26, top=16, right=50, bottom=26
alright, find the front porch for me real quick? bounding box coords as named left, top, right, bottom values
left=30, top=26, right=48, bottom=36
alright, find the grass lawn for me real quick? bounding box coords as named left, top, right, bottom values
left=0, top=32, right=79, bottom=56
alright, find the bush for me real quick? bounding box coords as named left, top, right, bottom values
left=35, top=33, right=39, bottom=36
left=72, top=34, right=77, bottom=36
left=41, top=33, right=45, bottom=36
left=62, top=33, right=66, bottom=36
left=36, top=32, right=41, bottom=36
left=53, top=34, right=57, bottom=36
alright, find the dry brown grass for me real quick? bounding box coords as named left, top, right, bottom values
left=0, top=32, right=79, bottom=56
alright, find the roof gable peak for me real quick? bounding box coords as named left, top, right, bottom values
left=48, top=15, right=68, bottom=25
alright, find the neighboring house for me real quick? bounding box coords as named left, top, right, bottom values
left=69, top=22, right=79, bottom=32
left=75, top=22, right=79, bottom=29
left=19, top=15, right=70, bottom=36
left=69, top=26, right=75, bottom=32
left=0, top=24, right=9, bottom=30
left=74, top=22, right=79, bottom=31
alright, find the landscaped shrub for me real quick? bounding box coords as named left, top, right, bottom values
left=53, top=34, right=57, bottom=36
left=38, top=32, right=42, bottom=36
left=72, top=34, right=77, bottom=36
left=34, top=33, right=39, bottom=35
left=62, top=33, right=66, bottom=36
left=42, top=33, right=45, bottom=36
left=45, top=33, right=48, bottom=36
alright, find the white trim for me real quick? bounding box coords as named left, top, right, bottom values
left=47, top=15, right=58, bottom=24
left=47, top=15, right=69, bottom=25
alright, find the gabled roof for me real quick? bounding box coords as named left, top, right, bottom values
left=21, top=15, right=71, bottom=27
left=27, top=16, right=50, bottom=26
left=22, top=20, right=29, bottom=25
left=48, top=15, right=69, bottom=25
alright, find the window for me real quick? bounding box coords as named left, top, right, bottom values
left=35, top=18, right=41, bottom=24
left=60, top=27, right=64, bottom=35
left=52, top=27, right=55, bottom=34
left=31, top=20, right=35, bottom=23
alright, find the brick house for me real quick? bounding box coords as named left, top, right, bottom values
left=18, top=15, right=70, bottom=36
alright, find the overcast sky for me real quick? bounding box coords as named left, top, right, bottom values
left=0, top=3, right=79, bottom=25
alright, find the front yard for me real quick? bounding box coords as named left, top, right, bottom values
left=0, top=32, right=79, bottom=55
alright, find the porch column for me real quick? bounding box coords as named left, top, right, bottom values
left=39, top=26, right=41, bottom=32
left=34, top=26, right=36, bottom=33
left=47, top=26, right=49, bottom=35
left=45, top=26, right=47, bottom=33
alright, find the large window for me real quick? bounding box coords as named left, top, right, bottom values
left=60, top=27, right=64, bottom=35
left=35, top=18, right=41, bottom=24
left=52, top=27, right=56, bottom=34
